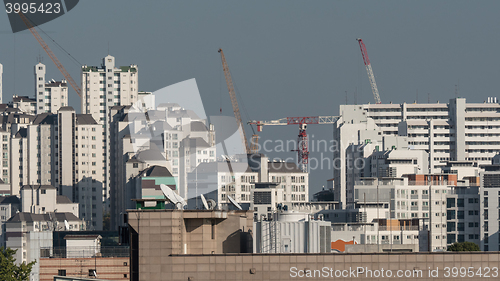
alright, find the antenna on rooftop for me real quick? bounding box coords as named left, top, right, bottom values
left=227, top=195, right=242, bottom=210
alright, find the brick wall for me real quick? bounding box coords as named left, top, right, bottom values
left=39, top=257, right=129, bottom=281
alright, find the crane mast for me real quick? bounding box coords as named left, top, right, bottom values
left=357, top=38, right=381, bottom=104
left=18, top=12, right=82, bottom=97
left=218, top=49, right=251, bottom=154
left=249, top=116, right=339, bottom=172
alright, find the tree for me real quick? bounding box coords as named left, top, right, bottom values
left=103, top=212, right=111, bottom=231
left=447, top=242, right=480, bottom=252
left=0, top=247, right=35, bottom=281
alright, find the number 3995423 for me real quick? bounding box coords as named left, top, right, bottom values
left=5, top=2, right=61, bottom=14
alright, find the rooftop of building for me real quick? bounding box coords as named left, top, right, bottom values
left=81, top=65, right=137, bottom=73
left=138, top=165, right=173, bottom=178
left=76, top=114, right=98, bottom=125
left=21, top=184, right=56, bottom=190
left=32, top=113, right=57, bottom=125
left=45, top=81, right=67, bottom=87
left=191, top=121, right=208, bottom=131
left=0, top=195, right=20, bottom=205
left=58, top=106, right=75, bottom=112
left=56, top=195, right=74, bottom=204
left=135, top=148, right=166, bottom=161
left=14, top=128, right=27, bottom=138
left=7, top=212, right=80, bottom=223
left=64, top=234, right=102, bottom=240
left=11, top=96, right=35, bottom=103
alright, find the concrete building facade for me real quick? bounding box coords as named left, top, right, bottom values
left=126, top=206, right=500, bottom=281
left=34, top=63, right=69, bottom=114
left=10, top=107, right=104, bottom=230
left=81, top=55, right=139, bottom=207
left=334, top=97, right=500, bottom=208
left=479, top=164, right=500, bottom=251
left=4, top=212, right=82, bottom=279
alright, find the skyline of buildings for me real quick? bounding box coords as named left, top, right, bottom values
left=2, top=54, right=500, bottom=281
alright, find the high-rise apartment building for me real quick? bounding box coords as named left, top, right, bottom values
left=108, top=104, right=216, bottom=230
left=10, top=107, right=104, bottom=230
left=81, top=55, right=139, bottom=207
left=34, top=63, right=68, bottom=114
left=334, top=97, right=500, bottom=208
left=479, top=164, right=500, bottom=251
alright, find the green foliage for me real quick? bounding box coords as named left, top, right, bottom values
left=447, top=242, right=480, bottom=252
left=0, top=247, right=35, bottom=281
left=103, top=212, right=111, bottom=231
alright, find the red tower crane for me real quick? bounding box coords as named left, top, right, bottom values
left=357, top=38, right=381, bottom=104
left=248, top=116, right=339, bottom=172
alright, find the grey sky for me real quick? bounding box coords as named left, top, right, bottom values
left=0, top=1, right=499, bottom=195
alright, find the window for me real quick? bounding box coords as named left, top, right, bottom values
left=58, top=269, right=66, bottom=276
left=447, top=210, right=455, bottom=220
left=447, top=198, right=455, bottom=208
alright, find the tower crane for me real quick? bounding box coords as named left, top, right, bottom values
left=248, top=116, right=339, bottom=172
left=218, top=49, right=259, bottom=154
left=18, top=12, right=82, bottom=97
left=357, top=38, right=381, bottom=104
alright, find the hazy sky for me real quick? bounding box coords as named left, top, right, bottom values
left=1, top=1, right=499, bottom=195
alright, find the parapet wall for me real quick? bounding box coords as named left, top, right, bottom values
left=142, top=252, right=500, bottom=281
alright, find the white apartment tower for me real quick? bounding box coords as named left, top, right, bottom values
left=34, top=62, right=69, bottom=114
left=334, top=97, right=500, bottom=208
left=81, top=55, right=139, bottom=206
left=81, top=55, right=138, bottom=123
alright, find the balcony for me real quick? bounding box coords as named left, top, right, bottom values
left=408, top=180, right=456, bottom=186
left=378, top=226, right=420, bottom=231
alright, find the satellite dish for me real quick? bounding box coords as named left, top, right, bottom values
left=64, top=220, right=70, bottom=230
left=227, top=195, right=242, bottom=210
left=160, top=184, right=186, bottom=209
left=200, top=194, right=209, bottom=210
left=172, top=191, right=187, bottom=209
left=207, top=199, right=217, bottom=210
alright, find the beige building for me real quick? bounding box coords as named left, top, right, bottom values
left=127, top=205, right=500, bottom=281
left=10, top=107, right=104, bottom=230
left=40, top=257, right=129, bottom=281
left=81, top=55, right=139, bottom=206
left=21, top=185, right=78, bottom=217
left=127, top=208, right=253, bottom=280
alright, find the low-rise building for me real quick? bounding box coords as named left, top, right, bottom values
left=0, top=195, right=21, bottom=247
left=4, top=212, right=83, bottom=281
left=254, top=211, right=331, bottom=253
left=21, top=185, right=79, bottom=217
